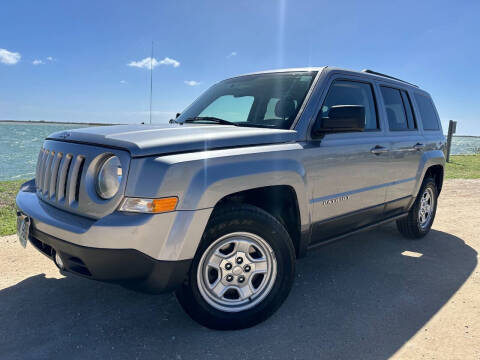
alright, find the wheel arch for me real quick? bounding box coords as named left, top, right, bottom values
left=414, top=150, right=445, bottom=197
left=424, top=164, right=444, bottom=195
left=211, top=185, right=305, bottom=258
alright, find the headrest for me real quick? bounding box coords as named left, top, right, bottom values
left=274, top=97, right=296, bottom=119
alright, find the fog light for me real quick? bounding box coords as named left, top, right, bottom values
left=401, top=251, right=423, bottom=258
left=54, top=252, right=65, bottom=270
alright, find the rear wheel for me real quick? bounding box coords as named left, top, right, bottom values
left=396, top=177, right=438, bottom=239
left=176, top=204, right=295, bottom=330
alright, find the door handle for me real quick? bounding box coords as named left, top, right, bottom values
left=412, top=143, right=425, bottom=151
left=370, top=145, right=389, bottom=155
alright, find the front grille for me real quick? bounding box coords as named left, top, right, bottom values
left=34, top=140, right=129, bottom=219
left=35, top=148, right=85, bottom=207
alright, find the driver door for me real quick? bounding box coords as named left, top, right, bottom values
left=305, top=76, right=390, bottom=242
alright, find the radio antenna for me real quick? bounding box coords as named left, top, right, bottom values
left=149, top=41, right=154, bottom=124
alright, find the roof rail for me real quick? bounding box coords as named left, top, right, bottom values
left=361, top=69, right=418, bottom=88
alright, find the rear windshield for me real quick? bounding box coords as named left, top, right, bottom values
left=177, top=71, right=317, bottom=129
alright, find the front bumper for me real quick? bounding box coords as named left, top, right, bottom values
left=28, top=227, right=191, bottom=293
left=16, top=187, right=212, bottom=261
left=15, top=183, right=212, bottom=292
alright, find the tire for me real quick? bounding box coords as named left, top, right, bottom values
left=396, top=177, right=438, bottom=239
left=175, top=204, right=296, bottom=330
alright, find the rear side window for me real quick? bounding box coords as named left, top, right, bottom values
left=414, top=93, right=440, bottom=130
left=321, top=80, right=378, bottom=130
left=381, top=86, right=417, bottom=131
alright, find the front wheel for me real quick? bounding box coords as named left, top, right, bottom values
left=176, top=204, right=296, bottom=330
left=396, top=177, right=438, bottom=239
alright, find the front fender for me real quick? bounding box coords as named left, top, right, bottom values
left=126, top=144, right=311, bottom=232
left=184, top=158, right=308, bottom=216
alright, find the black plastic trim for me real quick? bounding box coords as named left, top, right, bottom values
left=29, top=228, right=191, bottom=293
left=310, top=196, right=412, bottom=246
left=308, top=212, right=408, bottom=251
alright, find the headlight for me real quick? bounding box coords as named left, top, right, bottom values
left=96, top=155, right=122, bottom=199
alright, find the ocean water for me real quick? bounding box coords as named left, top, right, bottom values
left=450, top=136, right=480, bottom=155
left=0, top=122, right=479, bottom=181
left=0, top=122, right=87, bottom=181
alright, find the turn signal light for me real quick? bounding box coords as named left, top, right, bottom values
left=119, top=197, right=178, bottom=213
left=151, top=197, right=178, bottom=213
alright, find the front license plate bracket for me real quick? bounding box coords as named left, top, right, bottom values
left=16, top=213, right=30, bottom=248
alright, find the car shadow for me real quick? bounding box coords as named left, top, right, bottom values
left=0, top=224, right=477, bottom=360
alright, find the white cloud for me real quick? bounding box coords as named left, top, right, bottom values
left=128, top=56, right=180, bottom=69
left=32, top=56, right=56, bottom=65
left=0, top=48, right=21, bottom=65
left=184, top=80, right=200, bottom=86
left=120, top=80, right=128, bottom=84
left=128, top=57, right=157, bottom=69
left=227, top=51, right=237, bottom=58
left=128, top=57, right=156, bottom=69
left=159, top=57, right=180, bottom=67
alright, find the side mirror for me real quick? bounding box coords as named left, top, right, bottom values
left=176, top=113, right=181, bottom=119
left=312, top=105, right=365, bottom=137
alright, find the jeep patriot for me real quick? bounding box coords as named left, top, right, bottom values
left=16, top=67, right=445, bottom=329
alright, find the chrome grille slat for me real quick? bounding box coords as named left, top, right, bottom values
left=35, top=150, right=44, bottom=189
left=65, top=155, right=84, bottom=206
left=37, top=149, right=48, bottom=191
left=49, top=152, right=62, bottom=199
left=42, top=151, right=54, bottom=195
left=56, top=154, right=72, bottom=202
left=41, top=150, right=48, bottom=191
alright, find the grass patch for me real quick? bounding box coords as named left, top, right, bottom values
left=0, top=180, right=25, bottom=236
left=445, top=154, right=480, bottom=179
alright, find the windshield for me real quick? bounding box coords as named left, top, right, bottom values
left=177, top=71, right=317, bottom=129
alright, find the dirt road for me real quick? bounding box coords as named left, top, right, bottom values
left=1, top=180, right=479, bottom=359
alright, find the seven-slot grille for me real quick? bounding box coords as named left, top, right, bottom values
left=35, top=148, right=85, bottom=206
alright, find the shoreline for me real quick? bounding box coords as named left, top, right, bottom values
left=0, top=120, right=120, bottom=126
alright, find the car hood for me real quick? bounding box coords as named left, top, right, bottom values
left=47, top=124, right=298, bottom=157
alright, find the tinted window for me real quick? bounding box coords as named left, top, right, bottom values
left=321, top=80, right=378, bottom=130
left=200, top=95, right=254, bottom=122
left=381, top=86, right=417, bottom=131
left=415, top=93, right=440, bottom=130
left=178, top=71, right=317, bottom=129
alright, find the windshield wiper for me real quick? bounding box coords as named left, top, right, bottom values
left=183, top=117, right=237, bottom=126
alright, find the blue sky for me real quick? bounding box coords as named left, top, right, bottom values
left=1, top=0, right=479, bottom=135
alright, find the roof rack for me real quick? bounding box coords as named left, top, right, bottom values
left=361, top=69, right=418, bottom=88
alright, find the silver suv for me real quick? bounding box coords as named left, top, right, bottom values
left=16, top=67, right=445, bottom=329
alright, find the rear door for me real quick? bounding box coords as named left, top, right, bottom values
left=378, top=84, right=425, bottom=214
left=305, top=74, right=390, bottom=242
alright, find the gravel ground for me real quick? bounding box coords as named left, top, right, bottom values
left=0, top=179, right=479, bottom=360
